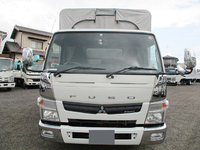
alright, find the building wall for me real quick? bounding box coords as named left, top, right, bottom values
left=0, top=34, right=2, bottom=53
left=15, top=32, right=50, bottom=51
left=0, top=33, right=6, bottom=53
left=21, top=32, right=50, bottom=50
left=14, top=53, right=22, bottom=61
left=14, top=32, right=22, bottom=46
left=163, top=59, right=178, bottom=65
left=13, top=31, right=51, bottom=61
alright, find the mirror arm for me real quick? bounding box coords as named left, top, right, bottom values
left=184, top=68, right=193, bottom=75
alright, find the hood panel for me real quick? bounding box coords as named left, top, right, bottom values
left=51, top=74, right=156, bottom=104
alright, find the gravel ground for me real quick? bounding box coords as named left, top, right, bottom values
left=0, top=83, right=200, bottom=150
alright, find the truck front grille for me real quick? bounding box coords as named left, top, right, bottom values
left=167, top=78, right=171, bottom=81
left=0, top=78, right=9, bottom=82
left=63, top=101, right=142, bottom=114
left=32, top=79, right=40, bottom=82
left=0, top=81, right=9, bottom=83
left=68, top=119, right=136, bottom=127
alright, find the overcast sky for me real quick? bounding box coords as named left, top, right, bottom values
left=1, top=0, right=200, bottom=68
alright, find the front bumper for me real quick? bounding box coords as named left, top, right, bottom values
left=24, top=81, right=40, bottom=86
left=0, top=82, right=15, bottom=88
left=167, top=80, right=177, bottom=84
left=39, top=121, right=167, bottom=145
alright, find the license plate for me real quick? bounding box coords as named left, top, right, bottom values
left=89, top=130, right=114, bottom=145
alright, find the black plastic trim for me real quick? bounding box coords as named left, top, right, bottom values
left=41, top=120, right=164, bottom=128
left=73, top=132, right=132, bottom=139
left=63, top=101, right=142, bottom=114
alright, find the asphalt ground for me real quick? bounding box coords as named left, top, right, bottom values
left=0, top=83, right=200, bottom=150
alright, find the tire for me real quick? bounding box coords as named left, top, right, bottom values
left=22, top=82, right=28, bottom=89
left=15, top=79, right=22, bottom=87
left=187, top=80, right=191, bottom=85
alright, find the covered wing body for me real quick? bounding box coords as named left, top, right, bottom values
left=60, top=8, right=151, bottom=31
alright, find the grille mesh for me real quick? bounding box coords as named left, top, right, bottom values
left=68, top=119, right=136, bottom=127
left=63, top=101, right=142, bottom=114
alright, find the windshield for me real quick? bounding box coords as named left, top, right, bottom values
left=165, top=68, right=176, bottom=74
left=0, top=59, right=13, bottom=71
left=27, top=64, right=43, bottom=71
left=45, top=32, right=162, bottom=74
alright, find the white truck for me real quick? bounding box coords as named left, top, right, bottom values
left=24, top=8, right=169, bottom=145
left=166, top=49, right=197, bottom=85
left=165, top=66, right=196, bottom=85
left=21, top=63, right=43, bottom=88
left=0, top=57, right=15, bottom=90
left=14, top=55, right=43, bottom=89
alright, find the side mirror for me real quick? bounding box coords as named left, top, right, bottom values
left=22, top=48, right=33, bottom=66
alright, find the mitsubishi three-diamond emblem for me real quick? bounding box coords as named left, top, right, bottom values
left=98, top=106, right=106, bottom=113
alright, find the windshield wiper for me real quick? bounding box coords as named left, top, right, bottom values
left=106, top=66, right=157, bottom=78
left=54, top=66, right=105, bottom=77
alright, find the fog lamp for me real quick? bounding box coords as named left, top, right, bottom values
left=150, top=133, right=164, bottom=141
left=41, top=130, right=54, bottom=138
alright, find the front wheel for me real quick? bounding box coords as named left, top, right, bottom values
left=187, top=80, right=191, bottom=85
left=22, top=82, right=28, bottom=89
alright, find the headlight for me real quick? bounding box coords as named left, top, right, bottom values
left=171, top=77, right=176, bottom=81
left=145, top=112, right=163, bottom=124
left=9, top=75, right=14, bottom=82
left=37, top=97, right=60, bottom=122
left=26, top=78, right=33, bottom=82
left=145, top=99, right=169, bottom=124
left=42, top=109, right=59, bottom=121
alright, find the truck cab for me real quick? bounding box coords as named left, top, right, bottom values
left=21, top=62, right=43, bottom=88
left=22, top=8, right=169, bottom=145
left=36, top=29, right=168, bottom=145
left=165, top=49, right=197, bottom=86
left=14, top=55, right=43, bottom=88
left=165, top=65, right=196, bottom=86
left=0, top=57, right=15, bottom=91
left=165, top=68, right=178, bottom=85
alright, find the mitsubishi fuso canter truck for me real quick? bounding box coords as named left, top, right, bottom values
left=24, top=8, right=169, bottom=145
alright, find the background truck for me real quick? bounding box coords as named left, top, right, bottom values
left=165, top=66, right=197, bottom=85
left=24, top=8, right=168, bottom=145
left=166, top=49, right=197, bottom=85
left=0, top=57, right=15, bottom=91
left=14, top=55, right=43, bottom=88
